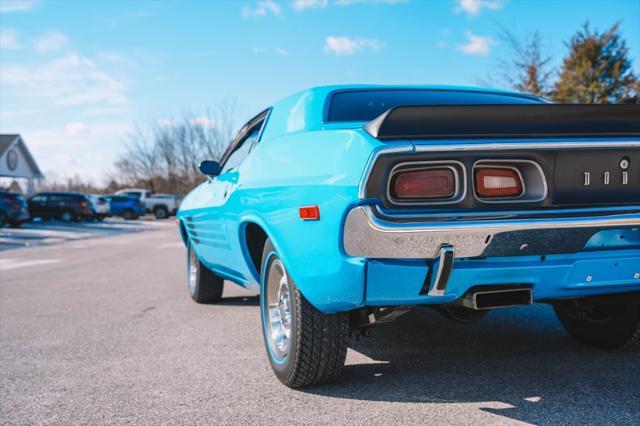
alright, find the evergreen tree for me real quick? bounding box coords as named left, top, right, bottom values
left=553, top=22, right=638, bottom=103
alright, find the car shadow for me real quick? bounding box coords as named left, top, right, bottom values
left=303, top=304, right=640, bottom=424
left=217, top=295, right=260, bottom=306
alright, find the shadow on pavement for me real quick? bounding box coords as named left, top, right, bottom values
left=303, top=304, right=640, bottom=425
left=218, top=295, right=260, bottom=306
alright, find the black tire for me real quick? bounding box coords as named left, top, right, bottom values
left=0, top=211, right=7, bottom=227
left=121, top=209, right=134, bottom=220
left=260, top=239, right=349, bottom=388
left=60, top=210, right=74, bottom=222
left=154, top=206, right=169, bottom=219
left=9, top=220, right=22, bottom=228
left=187, top=243, right=223, bottom=303
left=554, top=300, right=640, bottom=350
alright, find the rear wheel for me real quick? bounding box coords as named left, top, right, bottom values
left=260, top=239, right=349, bottom=388
left=187, top=243, right=223, bottom=303
left=554, top=300, right=640, bottom=350
left=9, top=220, right=22, bottom=228
left=0, top=211, right=7, bottom=227
left=60, top=210, right=74, bottom=222
left=121, top=209, right=134, bottom=220
left=154, top=206, right=169, bottom=219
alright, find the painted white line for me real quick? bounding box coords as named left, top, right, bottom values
left=0, top=259, right=62, bottom=271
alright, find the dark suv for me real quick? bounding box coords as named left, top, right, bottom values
left=0, top=192, right=30, bottom=228
left=28, top=192, right=93, bottom=222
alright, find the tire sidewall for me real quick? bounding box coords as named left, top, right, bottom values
left=155, top=207, right=168, bottom=219
left=260, top=243, right=299, bottom=381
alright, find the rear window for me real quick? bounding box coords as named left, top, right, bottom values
left=327, top=89, right=543, bottom=122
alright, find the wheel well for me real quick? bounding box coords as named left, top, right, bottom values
left=245, top=222, right=268, bottom=279
left=153, top=204, right=168, bottom=211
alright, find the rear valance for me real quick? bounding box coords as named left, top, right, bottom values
left=364, top=104, right=640, bottom=140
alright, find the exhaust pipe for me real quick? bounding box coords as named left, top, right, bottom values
left=460, top=286, right=532, bottom=310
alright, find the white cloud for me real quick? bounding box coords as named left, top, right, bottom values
left=1, top=51, right=128, bottom=106
left=458, top=31, right=492, bottom=55
left=455, top=0, right=505, bottom=16
left=34, top=31, right=68, bottom=53
left=275, top=47, right=290, bottom=56
left=65, top=122, right=91, bottom=136
left=190, top=117, right=215, bottom=129
left=292, top=0, right=328, bottom=10
left=241, top=0, right=281, bottom=18
left=324, top=36, right=382, bottom=56
left=0, top=0, right=38, bottom=13
left=0, top=28, right=20, bottom=49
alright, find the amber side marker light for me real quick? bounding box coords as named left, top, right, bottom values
left=475, top=168, right=523, bottom=197
left=393, top=168, right=456, bottom=199
left=299, top=205, right=320, bottom=220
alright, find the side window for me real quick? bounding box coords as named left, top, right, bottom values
left=221, top=126, right=261, bottom=174
left=31, top=195, right=47, bottom=203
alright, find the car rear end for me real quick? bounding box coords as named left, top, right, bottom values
left=0, top=192, right=30, bottom=227
left=332, top=91, right=640, bottom=313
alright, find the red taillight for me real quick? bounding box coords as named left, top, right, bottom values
left=299, top=205, right=320, bottom=220
left=475, top=168, right=523, bottom=197
left=393, top=168, right=456, bottom=199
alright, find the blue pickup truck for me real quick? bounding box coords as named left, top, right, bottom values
left=177, top=85, right=640, bottom=388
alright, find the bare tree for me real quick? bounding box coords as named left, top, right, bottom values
left=498, top=29, right=553, bottom=97
left=113, top=102, right=239, bottom=195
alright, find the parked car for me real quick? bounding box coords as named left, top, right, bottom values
left=115, top=189, right=180, bottom=219
left=28, top=192, right=93, bottom=222
left=88, top=195, right=110, bottom=221
left=177, top=85, right=640, bottom=388
left=103, top=195, right=145, bottom=220
left=0, top=191, right=30, bottom=227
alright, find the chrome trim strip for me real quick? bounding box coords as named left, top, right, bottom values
left=343, top=205, right=640, bottom=259
left=387, top=160, right=467, bottom=206
left=414, top=140, right=640, bottom=152
left=358, top=143, right=413, bottom=199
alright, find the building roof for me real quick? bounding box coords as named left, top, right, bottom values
left=0, top=134, right=44, bottom=179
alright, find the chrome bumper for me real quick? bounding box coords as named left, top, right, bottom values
left=343, top=206, right=640, bottom=259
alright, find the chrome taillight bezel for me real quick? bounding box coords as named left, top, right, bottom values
left=387, top=160, right=467, bottom=206
left=472, top=159, right=548, bottom=204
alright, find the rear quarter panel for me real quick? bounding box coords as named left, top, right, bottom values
left=180, top=127, right=382, bottom=312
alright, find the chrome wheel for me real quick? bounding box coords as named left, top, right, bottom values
left=265, top=259, right=292, bottom=361
left=188, top=247, right=198, bottom=295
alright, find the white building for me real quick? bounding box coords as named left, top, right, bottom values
left=0, top=134, right=44, bottom=196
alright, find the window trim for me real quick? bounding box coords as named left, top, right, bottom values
left=218, top=108, right=271, bottom=172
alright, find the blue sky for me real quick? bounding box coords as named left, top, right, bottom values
left=1, top=0, right=639, bottom=182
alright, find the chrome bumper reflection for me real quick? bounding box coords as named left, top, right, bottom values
left=343, top=206, right=640, bottom=259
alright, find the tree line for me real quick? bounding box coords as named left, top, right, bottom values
left=500, top=22, right=638, bottom=103
left=37, top=22, right=638, bottom=196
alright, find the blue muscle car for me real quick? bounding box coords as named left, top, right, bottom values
left=177, top=85, right=640, bottom=388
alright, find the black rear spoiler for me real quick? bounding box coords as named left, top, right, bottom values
left=363, top=104, right=640, bottom=140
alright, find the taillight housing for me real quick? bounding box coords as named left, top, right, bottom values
left=475, top=167, right=523, bottom=198
left=392, top=168, right=456, bottom=199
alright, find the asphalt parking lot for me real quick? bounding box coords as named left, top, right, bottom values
left=1, top=223, right=639, bottom=425
left=0, top=218, right=163, bottom=251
